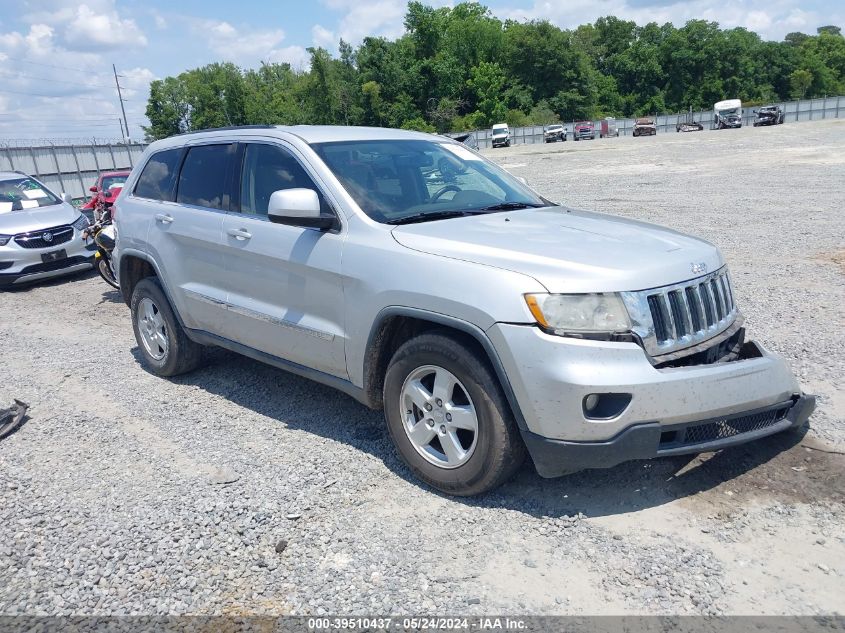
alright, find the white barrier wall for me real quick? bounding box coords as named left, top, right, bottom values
left=0, top=142, right=147, bottom=202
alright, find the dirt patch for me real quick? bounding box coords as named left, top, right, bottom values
left=814, top=250, right=845, bottom=275
left=676, top=433, right=845, bottom=514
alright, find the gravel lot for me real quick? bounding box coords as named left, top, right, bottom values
left=1, top=119, right=843, bottom=617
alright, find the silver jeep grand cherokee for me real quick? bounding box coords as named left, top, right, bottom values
left=113, top=126, right=813, bottom=496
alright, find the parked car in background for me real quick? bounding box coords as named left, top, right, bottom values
left=543, top=124, right=566, bottom=143
left=115, top=125, right=814, bottom=495
left=450, top=132, right=479, bottom=150
left=633, top=117, right=657, bottom=137
left=81, top=170, right=131, bottom=221
left=491, top=123, right=510, bottom=148
left=600, top=118, right=619, bottom=138
left=574, top=121, right=595, bottom=140
left=0, top=172, right=93, bottom=288
left=714, top=99, right=743, bottom=129
left=753, top=105, right=785, bottom=126
left=676, top=108, right=704, bottom=132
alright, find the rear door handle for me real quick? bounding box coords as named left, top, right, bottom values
left=227, top=228, right=252, bottom=240
left=155, top=213, right=173, bottom=224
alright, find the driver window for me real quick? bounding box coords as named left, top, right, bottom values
left=240, top=143, right=328, bottom=216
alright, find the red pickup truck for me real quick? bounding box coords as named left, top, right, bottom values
left=574, top=121, right=595, bottom=141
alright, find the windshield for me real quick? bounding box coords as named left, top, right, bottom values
left=312, top=139, right=547, bottom=224
left=102, top=175, right=128, bottom=192
left=718, top=108, right=739, bottom=116
left=0, top=177, right=61, bottom=213
left=546, top=125, right=562, bottom=131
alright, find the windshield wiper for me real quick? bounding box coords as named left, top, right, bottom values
left=480, top=201, right=545, bottom=211
left=386, top=210, right=487, bottom=225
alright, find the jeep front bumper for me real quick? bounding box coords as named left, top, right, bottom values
left=486, top=323, right=812, bottom=476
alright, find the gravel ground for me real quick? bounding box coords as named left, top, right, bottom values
left=1, top=119, right=844, bottom=617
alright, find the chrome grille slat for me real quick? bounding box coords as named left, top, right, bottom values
left=623, top=267, right=739, bottom=358
left=698, top=283, right=715, bottom=327
left=14, top=225, right=74, bottom=249
left=684, top=286, right=703, bottom=332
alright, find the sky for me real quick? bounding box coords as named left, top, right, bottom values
left=0, top=0, right=841, bottom=142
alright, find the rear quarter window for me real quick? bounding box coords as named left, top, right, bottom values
left=134, top=148, right=183, bottom=202
left=176, top=144, right=235, bottom=210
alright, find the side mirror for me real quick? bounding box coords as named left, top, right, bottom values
left=61, top=193, right=73, bottom=204
left=89, top=185, right=98, bottom=192
left=268, top=188, right=337, bottom=231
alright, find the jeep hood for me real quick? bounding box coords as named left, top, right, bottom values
left=391, top=207, right=724, bottom=293
left=0, top=202, right=80, bottom=235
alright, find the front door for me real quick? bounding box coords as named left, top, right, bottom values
left=218, top=141, right=347, bottom=378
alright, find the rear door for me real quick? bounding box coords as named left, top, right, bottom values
left=142, top=143, right=236, bottom=333
left=217, top=140, right=348, bottom=378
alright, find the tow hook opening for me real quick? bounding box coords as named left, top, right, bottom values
left=583, top=393, right=632, bottom=420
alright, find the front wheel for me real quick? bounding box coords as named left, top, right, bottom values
left=383, top=332, right=525, bottom=496
left=131, top=277, right=204, bottom=377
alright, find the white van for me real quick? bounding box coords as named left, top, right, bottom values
left=491, top=123, right=510, bottom=148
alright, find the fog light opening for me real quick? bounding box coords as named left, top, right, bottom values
left=582, top=393, right=633, bottom=420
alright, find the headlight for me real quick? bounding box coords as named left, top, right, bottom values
left=0, top=234, right=10, bottom=246
left=524, top=293, right=631, bottom=335
left=72, top=214, right=90, bottom=231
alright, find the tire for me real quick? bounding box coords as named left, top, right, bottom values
left=97, top=256, right=120, bottom=289
left=130, top=277, right=204, bottom=377
left=383, top=331, right=525, bottom=496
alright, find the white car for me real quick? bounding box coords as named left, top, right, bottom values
left=0, top=172, right=93, bottom=288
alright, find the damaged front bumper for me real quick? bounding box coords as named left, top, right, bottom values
left=522, top=394, right=814, bottom=477
left=486, top=322, right=812, bottom=477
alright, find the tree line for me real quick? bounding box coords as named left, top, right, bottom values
left=143, top=2, right=845, bottom=139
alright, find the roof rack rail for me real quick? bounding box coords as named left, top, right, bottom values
left=174, top=125, right=276, bottom=137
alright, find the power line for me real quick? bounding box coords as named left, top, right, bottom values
left=0, top=88, right=124, bottom=102
left=0, top=55, right=113, bottom=77
left=0, top=69, right=116, bottom=90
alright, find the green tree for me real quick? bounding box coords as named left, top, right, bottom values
left=789, top=69, right=813, bottom=98
left=466, top=61, right=508, bottom=126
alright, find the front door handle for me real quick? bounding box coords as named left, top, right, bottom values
left=155, top=213, right=173, bottom=224
left=227, top=228, right=252, bottom=240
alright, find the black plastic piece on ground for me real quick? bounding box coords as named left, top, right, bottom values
left=0, top=399, right=29, bottom=440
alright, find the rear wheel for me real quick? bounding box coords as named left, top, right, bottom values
left=131, top=277, right=204, bottom=377
left=97, top=256, right=119, bottom=289
left=383, top=332, right=525, bottom=496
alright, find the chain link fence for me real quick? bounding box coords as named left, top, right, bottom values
left=0, top=141, right=147, bottom=203
left=463, top=95, right=845, bottom=148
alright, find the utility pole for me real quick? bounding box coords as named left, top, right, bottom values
left=117, top=118, right=124, bottom=140
left=113, top=63, right=130, bottom=140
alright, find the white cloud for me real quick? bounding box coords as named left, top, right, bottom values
left=312, top=24, right=336, bottom=48
left=62, top=4, right=147, bottom=51
left=195, top=19, right=301, bottom=64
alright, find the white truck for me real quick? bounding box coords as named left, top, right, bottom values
left=714, top=99, right=743, bottom=129
left=491, top=123, right=510, bottom=148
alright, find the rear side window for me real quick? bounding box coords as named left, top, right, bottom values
left=134, top=148, right=183, bottom=201
left=176, top=144, right=235, bottom=210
